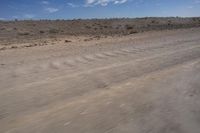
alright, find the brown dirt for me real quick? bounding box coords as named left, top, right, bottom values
left=0, top=27, right=200, bottom=133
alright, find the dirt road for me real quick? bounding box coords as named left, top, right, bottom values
left=0, top=28, right=200, bottom=133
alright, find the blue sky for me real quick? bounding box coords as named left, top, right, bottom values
left=0, top=0, right=200, bottom=20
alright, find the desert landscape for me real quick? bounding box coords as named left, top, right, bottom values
left=0, top=17, right=200, bottom=50
left=0, top=17, right=200, bottom=133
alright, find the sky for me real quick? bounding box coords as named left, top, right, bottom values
left=0, top=0, right=200, bottom=20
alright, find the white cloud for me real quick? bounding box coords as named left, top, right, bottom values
left=42, top=1, right=49, bottom=5
left=87, top=0, right=96, bottom=4
left=114, top=0, right=127, bottom=4
left=45, top=7, right=59, bottom=13
left=85, top=0, right=128, bottom=6
left=24, top=14, right=35, bottom=19
left=67, top=3, right=79, bottom=8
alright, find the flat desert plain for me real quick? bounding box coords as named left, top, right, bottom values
left=0, top=18, right=200, bottom=133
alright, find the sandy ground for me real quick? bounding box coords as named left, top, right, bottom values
left=0, top=28, right=200, bottom=133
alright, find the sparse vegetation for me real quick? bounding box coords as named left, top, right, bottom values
left=85, top=26, right=91, bottom=29
left=18, top=32, right=30, bottom=36
left=168, top=20, right=172, bottom=25
left=39, top=30, right=45, bottom=34
left=129, top=30, right=138, bottom=34
left=0, top=17, right=199, bottom=45
left=11, top=46, right=18, bottom=49
left=126, top=25, right=134, bottom=30
left=49, top=29, right=59, bottom=34
left=65, top=40, right=71, bottom=43
left=151, top=20, right=158, bottom=24
left=0, top=27, right=5, bottom=30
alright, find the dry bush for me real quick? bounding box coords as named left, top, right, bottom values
left=39, top=30, right=45, bottom=34
left=18, top=32, right=30, bottom=36
left=129, top=30, right=138, bottom=34
left=85, top=26, right=91, bottom=29
left=0, top=27, right=5, bottom=30
left=126, top=25, right=134, bottom=30
left=168, top=20, right=172, bottom=25
left=151, top=20, right=159, bottom=24
left=84, top=38, right=93, bottom=41
left=0, top=47, right=6, bottom=50
left=49, top=29, right=59, bottom=34
left=192, top=18, right=198, bottom=22
left=11, top=46, right=18, bottom=49
left=65, top=40, right=71, bottom=43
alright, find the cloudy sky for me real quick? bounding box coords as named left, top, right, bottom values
left=0, top=0, right=200, bottom=20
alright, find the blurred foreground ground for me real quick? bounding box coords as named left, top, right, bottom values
left=0, top=27, right=200, bottom=133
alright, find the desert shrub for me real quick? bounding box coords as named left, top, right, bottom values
left=0, top=47, right=6, bottom=51
left=39, top=30, right=45, bottom=34
left=94, top=35, right=100, bottom=39
left=126, top=25, right=134, bottom=30
left=151, top=20, right=156, bottom=24
left=65, top=40, right=71, bottom=43
left=129, top=30, right=138, bottom=34
left=0, top=27, right=5, bottom=30
left=151, top=20, right=159, bottom=24
left=84, top=38, right=93, bottom=41
left=168, top=20, right=172, bottom=26
left=49, top=29, right=59, bottom=34
left=192, top=18, right=197, bottom=21
left=18, top=32, right=30, bottom=36
left=11, top=46, right=18, bottom=49
left=85, top=26, right=91, bottom=29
